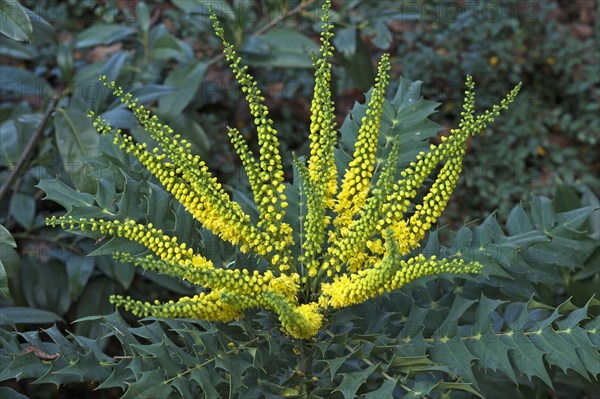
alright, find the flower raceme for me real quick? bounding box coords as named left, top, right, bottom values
left=46, top=0, right=521, bottom=339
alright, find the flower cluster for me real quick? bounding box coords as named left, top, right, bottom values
left=46, top=0, right=520, bottom=339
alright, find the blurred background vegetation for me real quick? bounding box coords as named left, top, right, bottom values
left=0, top=0, right=598, bottom=397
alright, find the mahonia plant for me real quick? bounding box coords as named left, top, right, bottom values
left=46, top=0, right=520, bottom=339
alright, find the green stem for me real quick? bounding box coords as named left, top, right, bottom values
left=299, top=339, right=314, bottom=396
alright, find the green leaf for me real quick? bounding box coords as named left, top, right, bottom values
left=0, top=224, right=16, bottom=247
left=144, top=182, right=173, bottom=227
left=337, top=32, right=376, bottom=91
left=214, top=350, right=253, bottom=395
left=435, top=382, right=483, bottom=398
left=137, top=2, right=150, bottom=33
left=466, top=329, right=517, bottom=382
left=150, top=32, right=184, bottom=60
left=122, top=369, right=173, bottom=399
left=0, top=306, right=63, bottom=324
left=364, top=377, right=398, bottom=399
left=0, top=66, right=51, bottom=97
left=101, top=51, right=128, bottom=84
left=243, top=28, right=319, bottom=68
left=53, top=108, right=100, bottom=192
left=0, top=0, right=32, bottom=42
left=116, top=173, right=144, bottom=220
left=57, top=42, right=73, bottom=84
left=159, top=62, right=207, bottom=116
left=556, top=305, right=600, bottom=376
left=0, top=120, right=20, bottom=167
left=530, top=196, right=556, bottom=232
left=334, top=363, right=378, bottom=399
left=555, top=206, right=594, bottom=231
left=429, top=337, right=477, bottom=385
left=172, top=0, right=234, bottom=19
left=404, top=380, right=438, bottom=398
left=0, top=259, right=9, bottom=299
left=0, top=225, right=20, bottom=294
left=466, top=295, right=516, bottom=381
left=95, top=178, right=117, bottom=213
left=0, top=351, right=51, bottom=381
left=19, top=259, right=71, bottom=316
left=388, top=355, right=433, bottom=373
left=75, top=24, right=136, bottom=48
left=131, top=341, right=184, bottom=376
left=574, top=248, right=600, bottom=280
left=190, top=368, right=222, bottom=398
left=436, top=295, right=475, bottom=336
left=74, top=277, right=116, bottom=338
left=25, top=6, right=55, bottom=44
left=8, top=192, right=35, bottom=229
left=0, top=224, right=18, bottom=299
left=501, top=330, right=553, bottom=387
left=320, top=351, right=353, bottom=381
left=49, top=351, right=111, bottom=383
left=0, top=38, right=36, bottom=59
left=37, top=179, right=95, bottom=211
left=100, top=108, right=135, bottom=130
left=528, top=324, right=588, bottom=377
left=66, top=255, right=95, bottom=299
left=95, top=363, right=131, bottom=390
left=333, top=27, right=357, bottom=57
left=120, top=84, right=177, bottom=108
left=581, top=187, right=600, bottom=239
left=506, top=203, right=533, bottom=235
left=553, top=184, right=581, bottom=212
left=0, top=386, right=29, bottom=399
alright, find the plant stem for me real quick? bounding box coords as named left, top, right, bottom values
left=299, top=339, right=314, bottom=396
left=0, top=91, right=62, bottom=201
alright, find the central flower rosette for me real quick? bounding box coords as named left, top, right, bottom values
left=47, top=0, right=520, bottom=339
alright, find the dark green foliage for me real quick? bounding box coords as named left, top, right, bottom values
left=1, top=195, right=598, bottom=398
left=323, top=0, right=598, bottom=220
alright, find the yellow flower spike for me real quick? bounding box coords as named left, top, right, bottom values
left=383, top=255, right=482, bottom=293
left=46, top=0, right=519, bottom=339
left=109, top=290, right=239, bottom=322
left=321, top=232, right=482, bottom=309
left=408, top=157, right=463, bottom=244
left=299, top=0, right=339, bottom=278
left=89, top=106, right=277, bottom=258
left=380, top=77, right=521, bottom=232
left=308, top=0, right=338, bottom=190
left=320, top=229, right=402, bottom=308
left=326, top=141, right=400, bottom=271
left=209, top=10, right=291, bottom=255
left=389, top=220, right=419, bottom=255
left=268, top=273, right=301, bottom=302
left=262, top=292, right=323, bottom=339
left=294, top=156, right=327, bottom=277
left=219, top=290, right=262, bottom=313
left=227, top=127, right=261, bottom=197
left=334, top=53, right=391, bottom=230
left=52, top=216, right=203, bottom=265
left=112, top=252, right=279, bottom=298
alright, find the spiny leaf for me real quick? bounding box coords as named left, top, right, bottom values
left=501, top=330, right=553, bottom=387
left=333, top=363, right=378, bottom=399
left=122, top=369, right=173, bottom=399
left=363, top=377, right=398, bottom=399
left=429, top=337, right=477, bottom=385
